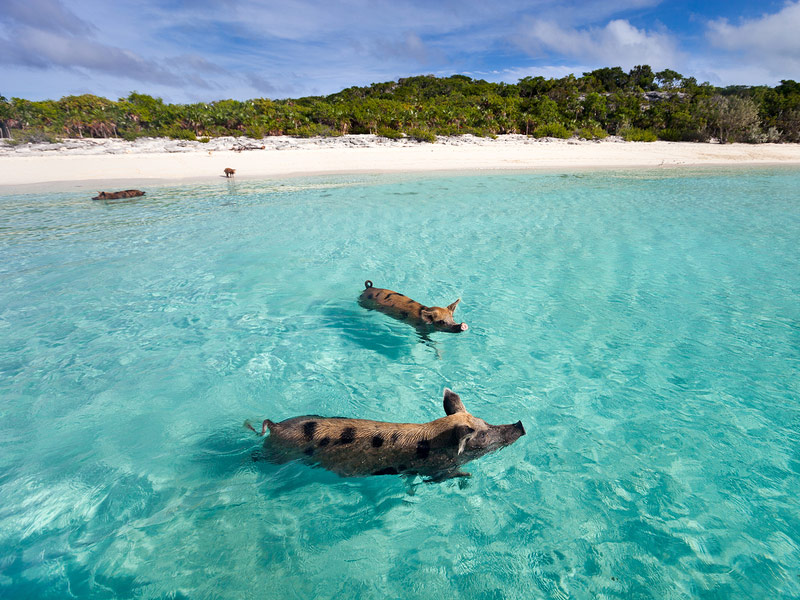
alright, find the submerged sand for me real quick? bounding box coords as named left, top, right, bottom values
left=2, top=134, right=800, bottom=190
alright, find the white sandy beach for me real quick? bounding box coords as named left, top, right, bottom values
left=2, top=134, right=800, bottom=190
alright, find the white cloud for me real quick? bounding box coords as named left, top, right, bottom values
left=6, top=0, right=795, bottom=101
left=705, top=1, right=800, bottom=80
left=0, top=26, right=218, bottom=89
left=0, top=0, right=233, bottom=92
left=372, top=31, right=445, bottom=65
left=2, top=0, right=94, bottom=35
left=245, top=73, right=277, bottom=95
left=515, top=18, right=680, bottom=70
left=469, top=65, right=594, bottom=83
left=707, top=2, right=800, bottom=54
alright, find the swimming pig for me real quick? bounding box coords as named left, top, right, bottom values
left=92, top=190, right=145, bottom=200
left=248, top=389, right=524, bottom=481
left=359, top=280, right=468, bottom=333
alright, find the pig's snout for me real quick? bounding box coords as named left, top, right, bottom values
left=451, top=322, right=468, bottom=332
left=514, top=421, right=526, bottom=436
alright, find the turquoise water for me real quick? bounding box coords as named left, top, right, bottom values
left=1, top=168, right=799, bottom=599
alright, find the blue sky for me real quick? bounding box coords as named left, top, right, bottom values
left=1, top=0, right=799, bottom=102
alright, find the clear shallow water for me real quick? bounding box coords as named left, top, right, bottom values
left=1, top=168, right=799, bottom=599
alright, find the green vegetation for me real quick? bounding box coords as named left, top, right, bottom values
left=620, top=127, right=658, bottom=142
left=2, top=67, right=800, bottom=144
left=576, top=124, right=608, bottom=140
left=407, top=128, right=437, bottom=143
left=532, top=123, right=571, bottom=139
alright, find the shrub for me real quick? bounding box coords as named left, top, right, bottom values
left=432, top=124, right=459, bottom=136
left=657, top=128, right=682, bottom=142
left=740, top=124, right=782, bottom=144
left=377, top=126, right=403, bottom=139
left=198, top=137, right=210, bottom=143
left=160, top=126, right=196, bottom=140
left=658, top=128, right=709, bottom=142
left=407, top=128, right=436, bottom=143
left=7, top=129, right=61, bottom=145
left=469, top=127, right=497, bottom=139
left=291, top=124, right=338, bottom=137
left=764, top=126, right=782, bottom=143
left=577, top=125, right=608, bottom=140
left=703, top=95, right=761, bottom=143
left=620, top=127, right=657, bottom=142
left=532, top=123, right=570, bottom=139
left=244, top=125, right=267, bottom=139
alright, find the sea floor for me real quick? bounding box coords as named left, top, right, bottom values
left=1, top=168, right=799, bottom=599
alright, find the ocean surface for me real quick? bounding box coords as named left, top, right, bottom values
left=1, top=168, right=799, bottom=599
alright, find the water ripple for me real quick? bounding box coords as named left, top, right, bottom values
left=1, top=168, right=799, bottom=599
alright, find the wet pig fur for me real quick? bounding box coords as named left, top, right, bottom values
left=359, top=280, right=468, bottom=333
left=92, top=190, right=145, bottom=200
left=253, top=389, right=525, bottom=480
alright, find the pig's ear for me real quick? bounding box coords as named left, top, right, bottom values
left=452, top=424, right=475, bottom=455
left=447, top=298, right=461, bottom=313
left=443, top=388, right=467, bottom=415
left=420, top=308, right=435, bottom=324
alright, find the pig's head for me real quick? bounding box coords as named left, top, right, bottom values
left=442, top=388, right=525, bottom=463
left=421, top=299, right=468, bottom=333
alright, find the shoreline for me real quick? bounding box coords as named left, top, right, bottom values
left=2, top=134, right=800, bottom=192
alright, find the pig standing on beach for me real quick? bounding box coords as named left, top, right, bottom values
left=359, top=280, right=468, bottom=333
left=92, top=190, right=145, bottom=200
left=249, top=389, right=525, bottom=481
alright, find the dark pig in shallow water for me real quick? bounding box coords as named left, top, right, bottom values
left=248, top=389, right=524, bottom=481
left=92, top=190, right=145, bottom=200
left=359, top=280, right=468, bottom=333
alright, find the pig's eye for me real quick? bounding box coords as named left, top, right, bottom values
left=436, top=320, right=445, bottom=325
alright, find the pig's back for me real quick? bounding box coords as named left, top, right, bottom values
left=359, top=285, right=425, bottom=321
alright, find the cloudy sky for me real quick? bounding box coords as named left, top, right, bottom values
left=2, top=0, right=799, bottom=102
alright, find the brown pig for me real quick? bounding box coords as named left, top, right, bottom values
left=92, top=190, right=145, bottom=200
left=359, top=280, right=468, bottom=333
left=249, top=389, right=525, bottom=481
left=224, top=168, right=236, bottom=177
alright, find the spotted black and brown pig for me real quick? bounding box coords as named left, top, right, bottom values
left=92, top=190, right=145, bottom=200
left=359, top=280, right=468, bottom=333
left=249, top=389, right=525, bottom=481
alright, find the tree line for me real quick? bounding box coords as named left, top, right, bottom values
left=2, top=66, right=799, bottom=144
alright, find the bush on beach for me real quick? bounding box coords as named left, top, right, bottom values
left=5, top=129, right=62, bottom=145
left=576, top=125, right=609, bottom=140
left=2, top=71, right=800, bottom=144
left=291, top=123, right=341, bottom=138
left=532, top=123, right=571, bottom=139
left=377, top=126, right=403, bottom=140
left=121, top=130, right=145, bottom=141
left=407, top=128, right=437, bottom=143
left=160, top=127, right=197, bottom=141
left=620, top=127, right=658, bottom=142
